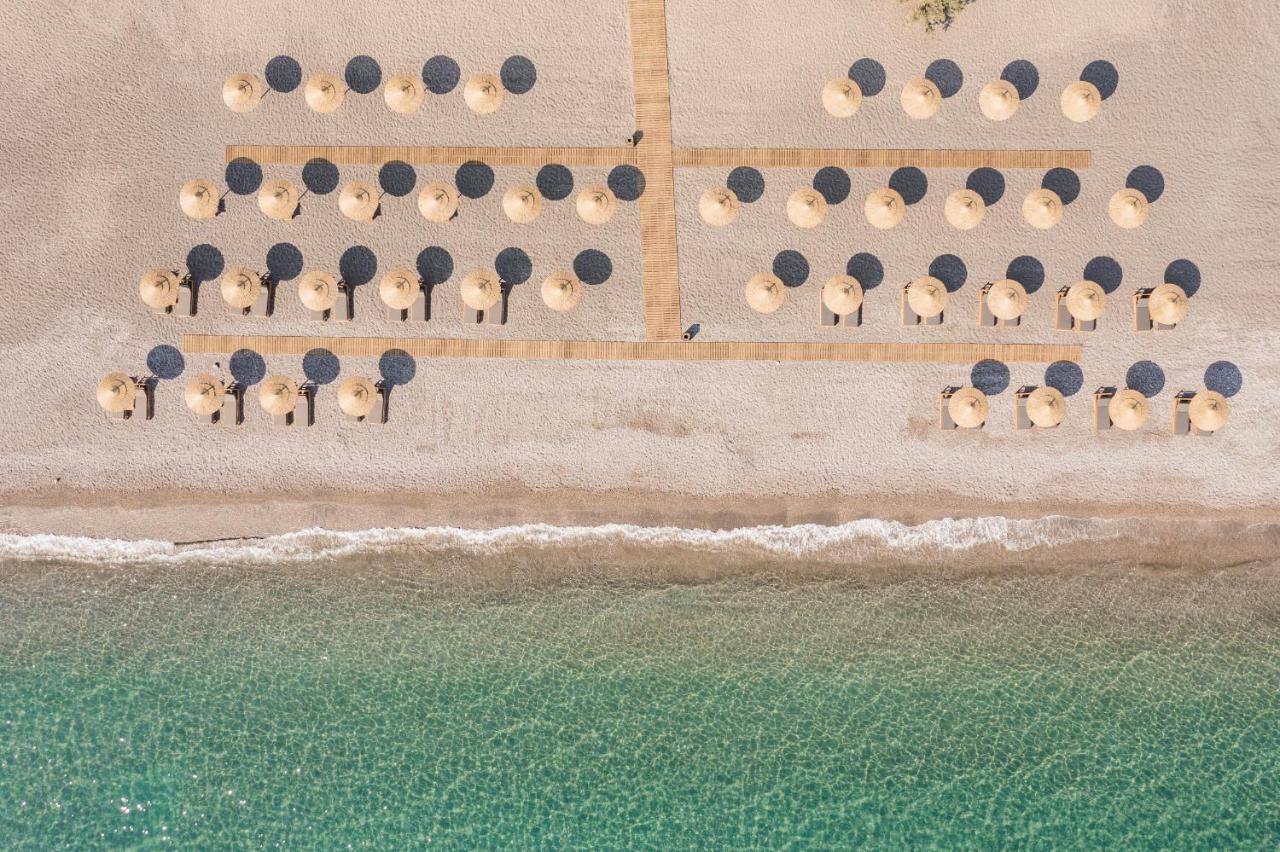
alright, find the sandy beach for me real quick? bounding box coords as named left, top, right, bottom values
left=0, top=0, right=1277, bottom=540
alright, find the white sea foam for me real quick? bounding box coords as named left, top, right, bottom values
left=0, top=516, right=1134, bottom=566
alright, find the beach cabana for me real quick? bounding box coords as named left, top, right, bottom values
left=139, top=268, right=194, bottom=316
left=542, top=272, right=583, bottom=312
left=939, top=386, right=989, bottom=430
left=576, top=185, right=618, bottom=225
left=979, top=80, right=1020, bottom=121
left=1061, top=80, right=1102, bottom=123
left=304, top=73, right=345, bottom=113
left=1056, top=280, right=1106, bottom=331
left=257, top=178, right=299, bottom=221
left=503, top=184, right=544, bottom=224
left=220, top=266, right=268, bottom=316
left=299, top=270, right=347, bottom=322
left=944, top=189, right=985, bottom=230
left=222, top=73, right=265, bottom=112
left=901, top=77, right=942, bottom=119
left=384, top=74, right=425, bottom=114
left=1094, top=387, right=1149, bottom=432
left=1109, top=188, right=1149, bottom=229
left=179, top=178, right=222, bottom=220
left=699, top=187, right=741, bottom=227
left=461, top=268, right=505, bottom=324
left=339, top=181, right=380, bottom=222
left=1135, top=282, right=1188, bottom=331
left=1023, top=188, right=1063, bottom=229
left=820, top=275, right=863, bottom=327
left=380, top=268, right=427, bottom=322
left=979, top=278, right=1027, bottom=327
left=185, top=373, right=240, bottom=425
left=745, top=272, right=785, bottom=314
left=865, top=187, right=906, bottom=229
left=786, top=188, right=827, bottom=229
left=902, top=276, right=947, bottom=326
left=338, top=375, right=387, bottom=424
left=259, top=375, right=310, bottom=426
left=97, top=372, right=151, bottom=420
left=463, top=74, right=504, bottom=114
left=822, top=77, right=862, bottom=118
left=418, top=182, right=459, bottom=223
left=1016, top=385, right=1066, bottom=429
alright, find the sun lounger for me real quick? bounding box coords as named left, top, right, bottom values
left=308, top=308, right=328, bottom=322
left=1013, top=386, right=1033, bottom=430
left=1054, top=288, right=1072, bottom=330
left=1133, top=289, right=1153, bottom=331
left=221, top=383, right=243, bottom=425
left=938, top=386, right=959, bottom=430
left=250, top=281, right=273, bottom=317
left=332, top=285, right=352, bottom=322
left=345, top=383, right=390, bottom=424
left=299, top=386, right=315, bottom=426
left=1171, top=391, right=1193, bottom=435
left=978, top=284, right=996, bottom=327
left=410, top=288, right=430, bottom=322
left=900, top=286, right=920, bottom=326
left=485, top=291, right=509, bottom=325
left=176, top=280, right=196, bottom=316
left=820, top=302, right=862, bottom=328
left=925, top=310, right=943, bottom=326
left=1093, top=387, right=1115, bottom=431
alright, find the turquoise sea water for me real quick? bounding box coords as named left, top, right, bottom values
left=1, top=528, right=1278, bottom=848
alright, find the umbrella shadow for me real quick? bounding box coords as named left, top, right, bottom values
left=379, top=161, right=417, bottom=197
left=303, top=349, right=340, bottom=385
left=727, top=167, right=765, bottom=203
left=929, top=254, right=966, bottom=292
left=500, top=55, right=537, bottom=94
left=965, top=168, right=1005, bottom=206
left=345, top=56, right=382, bottom=94
left=848, top=58, right=886, bottom=97
left=574, top=250, right=613, bottom=285
left=422, top=55, right=461, bottom=94
left=496, top=247, right=533, bottom=286
left=455, top=161, right=495, bottom=199
left=339, top=246, right=378, bottom=289
left=1083, top=256, right=1123, bottom=293
left=813, top=167, right=850, bottom=205
left=1081, top=60, right=1119, bottom=99
left=1000, top=60, right=1039, bottom=99
left=1164, top=259, right=1201, bottom=297
left=1204, top=362, right=1242, bottom=397
left=537, top=164, right=574, bottom=201
left=229, top=349, right=267, bottom=387
left=608, top=165, right=645, bottom=201
left=266, top=243, right=303, bottom=282
left=970, top=359, right=1010, bottom=395
left=1125, top=166, right=1165, bottom=203
left=890, top=167, right=927, bottom=205
left=302, top=159, right=340, bottom=195
left=265, top=55, right=302, bottom=93
left=846, top=253, right=884, bottom=290
left=1045, top=361, right=1084, bottom=397
left=146, top=345, right=185, bottom=381
left=925, top=59, right=963, bottom=98
left=1041, top=168, right=1080, bottom=205
left=773, top=250, right=809, bottom=288
left=1006, top=255, right=1044, bottom=294
left=1126, top=361, right=1165, bottom=397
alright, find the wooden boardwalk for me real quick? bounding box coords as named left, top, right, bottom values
left=182, top=335, right=1081, bottom=365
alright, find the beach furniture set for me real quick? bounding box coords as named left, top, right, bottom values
left=937, top=384, right=1228, bottom=433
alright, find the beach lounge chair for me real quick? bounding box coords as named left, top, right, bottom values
left=1133, top=289, right=1154, bottom=331
left=333, top=285, right=352, bottom=322
left=107, top=377, right=154, bottom=421
left=1093, top=387, right=1115, bottom=431
left=250, top=280, right=273, bottom=317
left=1055, top=287, right=1096, bottom=331
left=346, top=384, right=389, bottom=424
left=901, top=284, right=943, bottom=326
left=1013, top=386, right=1033, bottom=430
left=1171, top=391, right=1193, bottom=435
left=222, top=383, right=244, bottom=425
left=938, top=386, right=959, bottom=429
left=465, top=290, right=509, bottom=325
left=384, top=287, right=429, bottom=323
left=978, top=285, right=997, bottom=327
left=820, top=302, right=862, bottom=328
left=176, top=277, right=196, bottom=316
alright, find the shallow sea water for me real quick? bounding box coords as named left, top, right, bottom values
left=1, top=523, right=1278, bottom=848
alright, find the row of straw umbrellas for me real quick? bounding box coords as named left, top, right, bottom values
left=742, top=271, right=1189, bottom=324
left=98, top=373, right=386, bottom=420
left=223, top=71, right=506, bottom=115
left=179, top=178, right=621, bottom=226
left=945, top=385, right=1229, bottom=431
left=823, top=75, right=1108, bottom=123
left=139, top=265, right=585, bottom=314
left=699, top=183, right=1151, bottom=231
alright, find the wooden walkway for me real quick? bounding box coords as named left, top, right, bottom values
left=628, top=0, right=683, bottom=341
left=182, top=335, right=1081, bottom=365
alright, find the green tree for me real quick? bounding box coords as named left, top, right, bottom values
left=901, top=0, right=978, bottom=31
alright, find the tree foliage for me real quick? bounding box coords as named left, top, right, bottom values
left=901, top=0, right=977, bottom=32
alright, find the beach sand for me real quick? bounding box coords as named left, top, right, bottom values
left=0, top=0, right=1277, bottom=539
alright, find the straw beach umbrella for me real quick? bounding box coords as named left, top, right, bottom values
left=96, top=372, right=136, bottom=412
left=944, top=189, right=985, bottom=230
left=1109, top=188, right=1150, bottom=229
left=337, top=376, right=378, bottom=419
left=179, top=178, right=221, bottom=220
left=139, top=268, right=181, bottom=310
left=259, top=375, right=300, bottom=416
left=384, top=74, right=425, bottom=114
left=822, top=77, right=862, bottom=117
left=979, top=80, right=1020, bottom=121
left=460, top=269, right=501, bottom=310
left=223, top=73, right=265, bottom=112
left=987, top=279, right=1028, bottom=321
left=907, top=276, right=947, bottom=318
left=1065, top=280, right=1107, bottom=322
left=745, top=272, right=785, bottom=314
left=576, top=185, right=618, bottom=225
left=1023, top=188, right=1063, bottom=229
left=1026, top=386, right=1066, bottom=428
left=503, top=184, right=543, bottom=224
left=541, top=272, right=583, bottom=312
left=822, top=275, right=863, bottom=316
left=1061, top=80, right=1102, bottom=123
left=699, top=186, right=741, bottom=226
left=1108, top=389, right=1149, bottom=431
left=464, top=73, right=504, bottom=114
left=185, top=373, right=226, bottom=416
left=298, top=271, right=339, bottom=312
left=865, top=187, right=906, bottom=229
left=220, top=266, right=262, bottom=310
left=1149, top=283, right=1189, bottom=325
left=786, top=188, right=827, bottom=228
left=304, top=73, right=345, bottom=113
left=379, top=268, right=421, bottom=311
left=418, top=182, right=459, bottom=223
left=948, top=387, right=989, bottom=429
left=257, top=178, right=299, bottom=220
left=1189, top=390, right=1229, bottom=432
left=339, top=181, right=380, bottom=222
left=901, top=77, right=942, bottom=119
